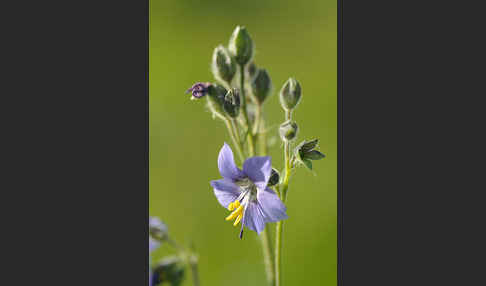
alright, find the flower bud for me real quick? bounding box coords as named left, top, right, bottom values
left=250, top=68, right=272, bottom=104
left=247, top=61, right=258, bottom=80
left=223, top=88, right=240, bottom=118
left=268, top=168, right=280, bottom=186
left=279, top=120, right=298, bottom=141
left=228, top=26, right=254, bottom=66
left=211, top=45, right=236, bottom=86
left=279, top=78, right=302, bottom=111
left=185, top=82, right=210, bottom=99
left=206, top=84, right=227, bottom=120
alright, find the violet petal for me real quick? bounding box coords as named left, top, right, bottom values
left=243, top=202, right=266, bottom=234
left=210, top=179, right=240, bottom=208
left=257, top=187, right=288, bottom=223
left=218, top=143, right=244, bottom=180
left=242, top=156, right=272, bottom=190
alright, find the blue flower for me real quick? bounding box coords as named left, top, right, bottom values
left=149, top=217, right=167, bottom=286
left=210, top=143, right=288, bottom=239
left=149, top=216, right=167, bottom=252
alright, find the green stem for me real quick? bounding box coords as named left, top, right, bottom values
left=276, top=110, right=293, bottom=286
left=230, top=118, right=246, bottom=158
left=223, top=117, right=245, bottom=162
left=285, top=110, right=291, bottom=121
left=189, top=256, right=200, bottom=286
left=253, top=104, right=261, bottom=134
left=254, top=104, right=268, bottom=156
left=260, top=229, right=275, bottom=286
left=258, top=111, right=275, bottom=285
left=276, top=146, right=290, bottom=286
left=239, top=64, right=256, bottom=156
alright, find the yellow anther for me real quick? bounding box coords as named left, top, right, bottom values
left=233, top=214, right=242, bottom=226
left=227, top=200, right=240, bottom=211
left=225, top=204, right=244, bottom=221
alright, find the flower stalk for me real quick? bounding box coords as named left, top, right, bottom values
left=223, top=117, right=245, bottom=162
left=239, top=64, right=256, bottom=156
left=276, top=123, right=292, bottom=286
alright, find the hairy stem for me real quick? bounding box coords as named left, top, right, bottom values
left=260, top=229, right=275, bottom=286
left=230, top=118, right=246, bottom=157
left=239, top=64, right=256, bottom=156
left=276, top=110, right=293, bottom=286
left=189, top=256, right=200, bottom=286
left=223, top=117, right=245, bottom=162
left=254, top=104, right=268, bottom=156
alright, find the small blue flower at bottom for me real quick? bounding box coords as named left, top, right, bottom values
left=210, top=143, right=288, bottom=239
left=149, top=217, right=167, bottom=286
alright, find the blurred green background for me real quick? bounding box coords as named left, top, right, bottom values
left=149, top=0, right=336, bottom=285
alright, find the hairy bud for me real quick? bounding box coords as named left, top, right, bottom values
left=247, top=61, right=258, bottom=80
left=250, top=68, right=272, bottom=104
left=279, top=120, right=298, bottom=141
left=206, top=84, right=227, bottom=120
left=279, top=78, right=302, bottom=111
left=268, top=168, right=280, bottom=186
left=228, top=26, right=254, bottom=66
left=211, top=45, right=236, bottom=86
left=223, top=88, right=241, bottom=118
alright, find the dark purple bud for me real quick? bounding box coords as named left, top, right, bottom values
left=185, top=82, right=211, bottom=99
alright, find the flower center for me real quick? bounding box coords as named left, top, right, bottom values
left=235, top=177, right=258, bottom=197
left=225, top=177, right=257, bottom=227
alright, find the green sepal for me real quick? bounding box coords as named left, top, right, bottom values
left=304, top=150, right=326, bottom=160
left=302, top=159, right=313, bottom=170
left=301, top=139, right=319, bottom=153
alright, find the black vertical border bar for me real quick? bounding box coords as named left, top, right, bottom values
left=145, top=0, right=150, bottom=283
left=337, top=0, right=343, bottom=284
